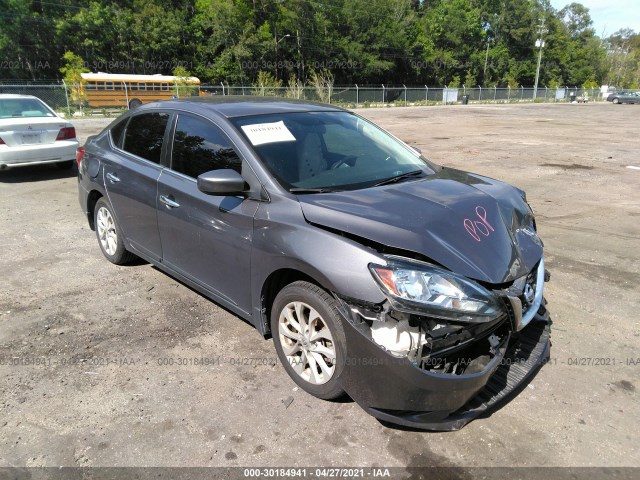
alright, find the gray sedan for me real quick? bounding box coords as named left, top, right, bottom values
left=606, top=91, right=640, bottom=104
left=77, top=97, right=551, bottom=430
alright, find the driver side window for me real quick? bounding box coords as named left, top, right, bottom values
left=171, top=115, right=242, bottom=178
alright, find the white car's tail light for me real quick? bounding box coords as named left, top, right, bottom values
left=56, top=127, right=76, bottom=141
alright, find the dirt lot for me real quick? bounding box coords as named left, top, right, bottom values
left=0, top=103, right=638, bottom=472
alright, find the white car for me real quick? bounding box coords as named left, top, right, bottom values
left=0, top=94, right=79, bottom=170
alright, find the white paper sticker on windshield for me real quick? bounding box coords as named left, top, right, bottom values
left=241, top=121, right=296, bottom=146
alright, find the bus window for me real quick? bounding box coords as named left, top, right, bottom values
left=153, top=83, right=161, bottom=91
left=87, top=82, right=96, bottom=90
left=161, top=83, right=169, bottom=91
left=105, top=82, right=114, bottom=90
left=138, top=83, right=146, bottom=91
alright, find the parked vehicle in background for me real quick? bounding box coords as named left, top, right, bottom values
left=606, top=91, right=640, bottom=104
left=77, top=97, right=551, bottom=430
left=0, top=94, right=78, bottom=170
left=79, top=73, right=201, bottom=110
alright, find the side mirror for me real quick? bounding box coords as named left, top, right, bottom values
left=197, top=169, right=247, bottom=196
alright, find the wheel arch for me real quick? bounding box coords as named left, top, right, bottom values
left=86, top=190, right=103, bottom=230
left=259, top=267, right=333, bottom=337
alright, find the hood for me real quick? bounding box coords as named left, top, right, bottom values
left=298, top=168, right=543, bottom=284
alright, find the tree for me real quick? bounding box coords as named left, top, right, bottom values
left=559, top=3, right=594, bottom=38
left=252, top=71, right=282, bottom=96
left=309, top=69, right=334, bottom=103
left=173, top=66, right=194, bottom=98
left=605, top=29, right=640, bottom=88
left=0, top=0, right=619, bottom=88
left=59, top=51, right=89, bottom=111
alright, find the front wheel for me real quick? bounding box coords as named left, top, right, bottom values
left=128, top=98, right=142, bottom=109
left=271, top=281, right=347, bottom=400
left=93, top=198, right=136, bottom=265
left=612, top=97, right=620, bottom=104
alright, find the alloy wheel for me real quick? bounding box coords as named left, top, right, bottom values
left=96, top=206, right=118, bottom=256
left=278, top=301, right=336, bottom=385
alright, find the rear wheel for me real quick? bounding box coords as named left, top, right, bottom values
left=612, top=97, right=620, bottom=104
left=271, top=281, right=347, bottom=400
left=94, top=198, right=136, bottom=265
left=128, top=98, right=142, bottom=109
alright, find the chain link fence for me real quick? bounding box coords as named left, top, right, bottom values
left=191, top=84, right=605, bottom=105
left=0, top=81, right=607, bottom=117
left=0, top=83, right=71, bottom=113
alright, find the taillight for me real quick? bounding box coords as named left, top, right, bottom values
left=76, top=146, right=85, bottom=167
left=0, top=136, right=5, bottom=145
left=56, top=126, right=76, bottom=141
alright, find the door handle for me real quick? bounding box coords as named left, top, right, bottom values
left=106, top=172, right=120, bottom=183
left=159, top=195, right=180, bottom=209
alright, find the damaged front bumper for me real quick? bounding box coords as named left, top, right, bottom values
left=335, top=263, right=551, bottom=431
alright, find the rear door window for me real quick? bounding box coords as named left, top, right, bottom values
left=109, top=118, right=128, bottom=148
left=171, top=114, right=242, bottom=178
left=122, top=112, right=170, bottom=164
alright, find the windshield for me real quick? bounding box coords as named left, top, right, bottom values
left=0, top=98, right=56, bottom=119
left=231, top=111, right=436, bottom=192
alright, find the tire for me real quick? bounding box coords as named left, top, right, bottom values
left=612, top=98, right=620, bottom=104
left=56, top=160, right=74, bottom=170
left=128, top=98, right=142, bottom=109
left=93, top=198, right=137, bottom=265
left=271, top=281, right=347, bottom=400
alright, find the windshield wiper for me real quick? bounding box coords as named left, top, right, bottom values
left=289, top=188, right=339, bottom=194
left=373, top=170, right=426, bottom=187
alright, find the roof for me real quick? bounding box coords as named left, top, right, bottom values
left=80, top=73, right=200, bottom=83
left=151, top=95, right=345, bottom=118
left=0, top=94, right=40, bottom=99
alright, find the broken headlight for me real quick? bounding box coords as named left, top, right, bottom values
left=369, top=256, right=503, bottom=322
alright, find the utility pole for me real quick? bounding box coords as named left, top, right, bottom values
left=482, top=20, right=493, bottom=85
left=483, top=40, right=491, bottom=84
left=533, top=20, right=547, bottom=100
left=275, top=33, right=291, bottom=80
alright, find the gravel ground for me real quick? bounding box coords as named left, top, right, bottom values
left=0, top=103, right=638, bottom=472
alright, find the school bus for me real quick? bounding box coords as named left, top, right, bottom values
left=79, top=73, right=201, bottom=109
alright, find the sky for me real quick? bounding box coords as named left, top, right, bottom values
left=550, top=0, right=640, bottom=37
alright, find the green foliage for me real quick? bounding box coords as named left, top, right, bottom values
left=59, top=51, right=88, bottom=84
left=605, top=29, right=640, bottom=88
left=464, top=70, right=476, bottom=87
left=309, top=69, right=334, bottom=103
left=60, top=51, right=89, bottom=110
left=285, top=74, right=303, bottom=99
left=0, top=0, right=632, bottom=88
left=507, top=79, right=520, bottom=88
left=252, top=71, right=283, bottom=96
left=173, top=66, right=194, bottom=98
